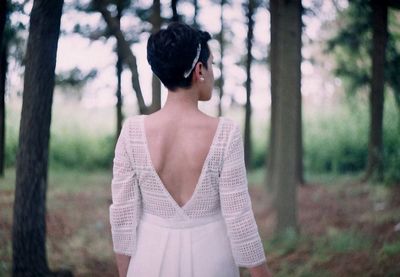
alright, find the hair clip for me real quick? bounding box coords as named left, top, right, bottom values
left=183, top=43, right=201, bottom=78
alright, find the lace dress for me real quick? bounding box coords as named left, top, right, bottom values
left=109, top=114, right=267, bottom=277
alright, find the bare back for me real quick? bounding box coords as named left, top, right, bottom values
left=142, top=112, right=220, bottom=208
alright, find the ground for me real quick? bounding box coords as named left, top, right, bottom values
left=1, top=169, right=399, bottom=276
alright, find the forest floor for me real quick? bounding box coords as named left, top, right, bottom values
left=1, top=168, right=400, bottom=277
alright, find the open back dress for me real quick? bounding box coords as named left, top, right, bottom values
left=109, top=114, right=267, bottom=277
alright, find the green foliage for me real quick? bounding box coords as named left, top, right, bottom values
left=326, top=0, right=372, bottom=94
left=314, top=227, right=372, bottom=254
left=49, top=131, right=114, bottom=171
left=304, top=103, right=368, bottom=174
left=379, top=240, right=400, bottom=257
left=265, top=227, right=303, bottom=256
left=4, top=121, right=18, bottom=167
left=326, top=0, right=400, bottom=104
left=303, top=92, right=400, bottom=183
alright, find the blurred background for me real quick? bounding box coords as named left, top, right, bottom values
left=0, top=0, right=399, bottom=276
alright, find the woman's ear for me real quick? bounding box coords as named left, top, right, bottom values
left=193, top=62, right=204, bottom=81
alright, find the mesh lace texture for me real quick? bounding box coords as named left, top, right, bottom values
left=109, top=115, right=266, bottom=267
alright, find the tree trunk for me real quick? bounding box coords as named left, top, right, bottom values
left=151, top=0, right=162, bottom=113
left=296, top=68, right=304, bottom=186
left=266, top=0, right=279, bottom=195
left=217, top=0, right=225, bottom=117
left=193, top=0, right=199, bottom=28
left=244, top=0, right=255, bottom=170
left=363, top=0, right=387, bottom=182
left=116, top=0, right=124, bottom=139
left=171, top=0, right=179, bottom=22
left=94, top=0, right=149, bottom=114
left=0, top=0, right=8, bottom=177
left=268, top=0, right=302, bottom=234
left=12, top=0, right=64, bottom=275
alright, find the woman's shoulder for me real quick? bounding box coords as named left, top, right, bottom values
left=121, top=115, right=143, bottom=127
left=219, top=116, right=240, bottom=134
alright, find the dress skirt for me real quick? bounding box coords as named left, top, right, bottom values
left=127, top=212, right=240, bottom=277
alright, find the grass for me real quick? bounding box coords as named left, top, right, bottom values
left=315, top=227, right=373, bottom=254
left=380, top=240, right=400, bottom=257
left=2, top=167, right=400, bottom=276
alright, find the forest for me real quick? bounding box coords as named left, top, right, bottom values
left=0, top=0, right=400, bottom=276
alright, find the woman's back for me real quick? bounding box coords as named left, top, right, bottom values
left=142, top=112, right=221, bottom=208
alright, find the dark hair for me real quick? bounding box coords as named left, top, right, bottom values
left=147, top=22, right=212, bottom=91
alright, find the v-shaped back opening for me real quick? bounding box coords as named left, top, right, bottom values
left=139, top=114, right=224, bottom=210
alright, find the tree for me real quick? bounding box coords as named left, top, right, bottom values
left=216, top=0, right=226, bottom=117
left=327, top=0, right=400, bottom=182
left=92, top=0, right=149, bottom=114
left=365, top=0, right=388, bottom=181
left=268, top=0, right=302, bottom=233
left=243, top=0, right=258, bottom=169
left=193, top=0, right=199, bottom=27
left=171, top=0, right=180, bottom=22
left=0, top=0, right=8, bottom=177
left=150, top=0, right=162, bottom=113
left=12, top=0, right=67, bottom=275
left=115, top=0, right=126, bottom=137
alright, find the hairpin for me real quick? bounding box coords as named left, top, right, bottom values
left=183, top=43, right=201, bottom=78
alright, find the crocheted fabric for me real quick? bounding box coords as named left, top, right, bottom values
left=109, top=115, right=266, bottom=267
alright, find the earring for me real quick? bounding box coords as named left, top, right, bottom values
left=200, top=77, right=205, bottom=81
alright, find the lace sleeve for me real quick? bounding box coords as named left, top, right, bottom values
left=109, top=119, right=141, bottom=256
left=219, top=121, right=267, bottom=267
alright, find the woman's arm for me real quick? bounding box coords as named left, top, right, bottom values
left=218, top=121, right=268, bottom=269
left=115, top=253, right=131, bottom=277
left=109, top=118, right=141, bottom=275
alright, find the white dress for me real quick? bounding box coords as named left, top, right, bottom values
left=109, top=114, right=267, bottom=277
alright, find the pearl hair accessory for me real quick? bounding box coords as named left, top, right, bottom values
left=183, top=43, right=201, bottom=78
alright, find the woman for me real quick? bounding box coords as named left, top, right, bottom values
left=109, top=22, right=273, bottom=277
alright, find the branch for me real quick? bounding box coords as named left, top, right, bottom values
left=93, top=0, right=148, bottom=114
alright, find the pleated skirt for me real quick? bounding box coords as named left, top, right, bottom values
left=127, top=212, right=240, bottom=277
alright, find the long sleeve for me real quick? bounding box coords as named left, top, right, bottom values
left=109, top=119, right=141, bottom=256
left=219, top=122, right=267, bottom=267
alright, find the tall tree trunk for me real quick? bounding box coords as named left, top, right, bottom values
left=193, top=0, right=199, bottom=28
left=268, top=0, right=302, bottom=234
left=244, top=0, right=255, bottom=170
left=94, top=0, right=149, bottom=114
left=116, top=0, right=124, bottom=138
left=266, top=0, right=279, bottom=195
left=171, top=0, right=179, bottom=22
left=151, top=0, right=162, bottom=113
left=296, top=88, right=304, bottom=185
left=12, top=0, right=64, bottom=275
left=363, top=0, right=387, bottom=182
left=0, top=0, right=8, bottom=177
left=217, top=0, right=225, bottom=117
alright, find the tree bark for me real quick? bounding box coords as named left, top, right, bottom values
left=268, top=0, right=302, bottom=234
left=217, top=0, right=225, bottom=117
left=244, top=0, right=255, bottom=170
left=266, top=0, right=279, bottom=196
left=363, top=0, right=387, bottom=182
left=193, top=0, right=199, bottom=28
left=0, top=0, right=8, bottom=177
left=12, top=0, right=64, bottom=275
left=171, top=0, right=179, bottom=22
left=151, top=0, right=162, bottom=113
left=116, top=0, right=124, bottom=139
left=94, top=0, right=149, bottom=114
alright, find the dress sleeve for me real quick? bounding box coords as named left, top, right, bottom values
left=109, top=119, right=141, bottom=256
left=218, top=122, right=267, bottom=267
